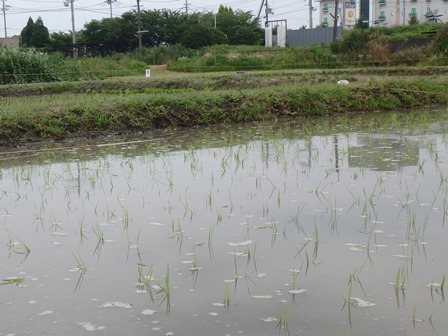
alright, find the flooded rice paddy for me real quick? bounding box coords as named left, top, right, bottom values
left=1, top=110, right=448, bottom=336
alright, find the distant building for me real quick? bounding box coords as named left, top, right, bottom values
left=0, top=37, right=19, bottom=49
left=316, top=0, right=448, bottom=28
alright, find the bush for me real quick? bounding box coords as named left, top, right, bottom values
left=389, top=47, right=426, bottom=66
left=366, top=31, right=391, bottom=64
left=431, top=24, right=448, bottom=55
left=130, top=45, right=195, bottom=65
left=331, top=28, right=370, bottom=55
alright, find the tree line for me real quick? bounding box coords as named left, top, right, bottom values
left=20, top=6, right=263, bottom=53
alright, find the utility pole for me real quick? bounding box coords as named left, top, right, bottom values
left=64, top=0, right=77, bottom=57
left=185, top=0, right=188, bottom=14
left=402, top=0, right=406, bottom=24
left=136, top=0, right=142, bottom=48
left=107, top=0, right=117, bottom=19
left=308, top=0, right=313, bottom=29
left=332, top=0, right=339, bottom=42
left=2, top=0, right=8, bottom=37
left=265, top=0, right=269, bottom=27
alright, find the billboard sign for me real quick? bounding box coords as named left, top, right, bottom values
left=344, top=2, right=357, bottom=26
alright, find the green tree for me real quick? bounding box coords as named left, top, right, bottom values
left=354, top=16, right=369, bottom=29
left=408, top=14, right=419, bottom=25
left=215, top=6, right=263, bottom=45
left=29, top=17, right=50, bottom=48
left=80, top=7, right=261, bottom=52
left=20, top=17, right=35, bottom=47
left=143, top=9, right=189, bottom=46
left=47, top=31, right=73, bottom=53
left=178, top=24, right=219, bottom=49
left=80, top=16, right=136, bottom=52
left=20, top=17, right=50, bottom=48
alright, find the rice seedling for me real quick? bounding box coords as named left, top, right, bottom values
left=47, top=211, right=63, bottom=232
left=252, top=242, right=258, bottom=274
left=227, top=195, right=234, bottom=214
left=190, top=249, right=201, bottom=273
left=137, top=264, right=155, bottom=302
left=92, top=222, right=105, bottom=256
left=428, top=313, right=436, bottom=330
left=304, top=251, right=310, bottom=277
left=345, top=276, right=353, bottom=329
left=289, top=204, right=305, bottom=234
left=312, top=223, right=319, bottom=259
left=294, top=239, right=311, bottom=258
left=233, top=250, right=239, bottom=281
left=394, top=267, right=407, bottom=290
left=73, top=252, right=87, bottom=271
left=216, top=210, right=222, bottom=224
left=122, top=207, right=129, bottom=230
left=223, top=285, right=230, bottom=310
left=412, top=304, right=425, bottom=328
left=441, top=274, right=445, bottom=299
left=155, top=264, right=171, bottom=314
left=78, top=217, right=88, bottom=244
left=72, top=252, right=87, bottom=292
left=276, top=305, right=291, bottom=335
left=0, top=277, right=25, bottom=286
left=16, top=237, right=31, bottom=258
left=5, top=229, right=30, bottom=259
left=206, top=189, right=213, bottom=210
left=208, top=224, right=215, bottom=261
left=262, top=203, right=269, bottom=219
left=392, top=266, right=407, bottom=308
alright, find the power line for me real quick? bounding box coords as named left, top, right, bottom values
left=106, top=0, right=117, bottom=18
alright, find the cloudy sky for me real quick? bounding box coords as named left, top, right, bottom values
left=1, top=0, right=318, bottom=37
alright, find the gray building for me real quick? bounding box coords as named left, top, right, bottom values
left=0, top=37, right=19, bottom=49
left=316, top=0, right=447, bottom=27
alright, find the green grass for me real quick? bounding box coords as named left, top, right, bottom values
left=0, top=69, right=447, bottom=146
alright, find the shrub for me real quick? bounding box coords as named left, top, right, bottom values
left=431, top=24, right=448, bottom=55
left=130, top=45, right=195, bottom=65
left=366, top=31, right=390, bottom=64
left=389, top=47, right=426, bottom=66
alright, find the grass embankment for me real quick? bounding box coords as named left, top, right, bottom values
left=0, top=68, right=447, bottom=147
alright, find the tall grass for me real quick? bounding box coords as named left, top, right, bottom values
left=130, top=45, right=195, bottom=65
left=168, top=45, right=339, bottom=72
left=48, top=54, right=147, bottom=81
left=0, top=48, right=148, bottom=84
left=0, top=46, right=57, bottom=84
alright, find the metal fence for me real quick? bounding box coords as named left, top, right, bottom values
left=286, top=27, right=343, bottom=47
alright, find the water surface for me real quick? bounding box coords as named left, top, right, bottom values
left=1, top=110, right=448, bottom=336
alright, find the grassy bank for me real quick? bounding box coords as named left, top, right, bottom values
left=0, top=68, right=447, bottom=147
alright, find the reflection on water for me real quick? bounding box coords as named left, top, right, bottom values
left=1, top=109, right=448, bottom=336
left=349, top=135, right=421, bottom=171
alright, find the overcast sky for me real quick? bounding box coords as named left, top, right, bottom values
left=2, top=0, right=319, bottom=37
